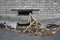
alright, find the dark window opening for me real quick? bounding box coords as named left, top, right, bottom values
left=18, top=10, right=32, bottom=15
left=17, top=22, right=30, bottom=26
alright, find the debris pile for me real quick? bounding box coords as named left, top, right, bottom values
left=0, top=15, right=60, bottom=36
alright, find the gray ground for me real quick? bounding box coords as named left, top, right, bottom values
left=0, top=29, right=60, bottom=40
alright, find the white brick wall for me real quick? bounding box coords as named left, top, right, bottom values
left=0, top=0, right=60, bottom=20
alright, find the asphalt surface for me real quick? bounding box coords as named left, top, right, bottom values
left=0, top=29, right=60, bottom=40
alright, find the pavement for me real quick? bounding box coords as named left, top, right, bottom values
left=0, top=29, right=60, bottom=40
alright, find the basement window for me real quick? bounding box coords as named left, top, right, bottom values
left=18, top=10, right=32, bottom=15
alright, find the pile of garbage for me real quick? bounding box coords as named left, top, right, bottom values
left=0, top=21, right=60, bottom=36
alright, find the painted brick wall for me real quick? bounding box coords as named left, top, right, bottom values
left=0, top=0, right=60, bottom=20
